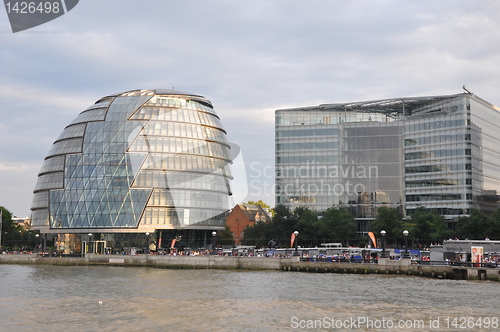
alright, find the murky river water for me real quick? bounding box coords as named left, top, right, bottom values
left=1, top=264, right=499, bottom=331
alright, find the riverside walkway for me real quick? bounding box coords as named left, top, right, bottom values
left=1, top=253, right=499, bottom=281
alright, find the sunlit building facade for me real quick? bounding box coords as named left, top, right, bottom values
left=30, top=89, right=233, bottom=253
left=276, top=92, right=500, bottom=233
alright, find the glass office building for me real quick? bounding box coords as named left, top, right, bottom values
left=276, top=92, right=500, bottom=233
left=30, top=89, right=233, bottom=253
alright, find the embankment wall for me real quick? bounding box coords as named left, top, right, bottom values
left=1, top=254, right=499, bottom=281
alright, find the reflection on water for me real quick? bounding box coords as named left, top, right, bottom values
left=0, top=264, right=499, bottom=331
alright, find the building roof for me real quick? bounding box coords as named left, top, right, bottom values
left=237, top=204, right=271, bottom=222
left=276, top=92, right=486, bottom=118
left=96, top=89, right=213, bottom=108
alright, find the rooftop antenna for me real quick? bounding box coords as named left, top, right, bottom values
left=463, top=85, right=474, bottom=96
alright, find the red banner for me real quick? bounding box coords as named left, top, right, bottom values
left=290, top=233, right=296, bottom=248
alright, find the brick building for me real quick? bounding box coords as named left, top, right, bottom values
left=226, top=204, right=271, bottom=245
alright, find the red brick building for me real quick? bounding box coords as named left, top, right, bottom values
left=226, top=204, right=271, bottom=245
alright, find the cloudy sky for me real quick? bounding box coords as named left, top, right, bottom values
left=1, top=0, right=500, bottom=217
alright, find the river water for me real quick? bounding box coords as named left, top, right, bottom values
left=1, top=264, right=499, bottom=331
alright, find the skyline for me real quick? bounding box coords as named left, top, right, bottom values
left=2, top=1, right=500, bottom=217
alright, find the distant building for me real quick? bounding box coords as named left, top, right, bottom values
left=276, top=91, right=500, bottom=233
left=12, top=217, right=31, bottom=231
left=226, top=204, right=271, bottom=245
left=430, top=239, right=500, bottom=262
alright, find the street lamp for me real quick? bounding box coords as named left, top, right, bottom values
left=293, top=230, right=299, bottom=256
left=212, top=231, right=217, bottom=255
left=88, top=233, right=93, bottom=254
left=145, top=232, right=150, bottom=254
left=380, top=230, right=387, bottom=258
left=35, top=234, right=40, bottom=254
left=403, top=230, right=409, bottom=258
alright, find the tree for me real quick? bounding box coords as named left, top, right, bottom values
left=241, top=204, right=361, bottom=248
left=316, top=206, right=357, bottom=245
left=267, top=204, right=296, bottom=246
left=1, top=206, right=14, bottom=232
left=241, top=204, right=295, bottom=247
left=242, top=204, right=318, bottom=248
left=457, top=209, right=491, bottom=240
left=0, top=206, right=24, bottom=249
left=217, top=224, right=235, bottom=246
left=245, top=200, right=271, bottom=209
left=293, top=206, right=318, bottom=247
left=241, top=220, right=269, bottom=247
left=488, top=209, right=500, bottom=240
left=370, top=206, right=405, bottom=247
left=410, top=206, right=451, bottom=245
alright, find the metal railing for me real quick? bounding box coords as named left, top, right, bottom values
left=298, top=257, right=499, bottom=268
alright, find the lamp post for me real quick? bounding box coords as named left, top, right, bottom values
left=403, top=230, right=409, bottom=258
left=145, top=232, right=150, bottom=254
left=87, top=233, right=93, bottom=254
left=35, top=234, right=40, bottom=254
left=212, top=231, right=217, bottom=255
left=293, top=230, right=299, bottom=256
left=380, top=230, right=387, bottom=258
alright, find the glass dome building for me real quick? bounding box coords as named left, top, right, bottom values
left=30, top=89, right=233, bottom=253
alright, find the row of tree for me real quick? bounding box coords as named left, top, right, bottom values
left=241, top=204, right=500, bottom=248
left=3, top=201, right=499, bottom=250
left=242, top=204, right=357, bottom=248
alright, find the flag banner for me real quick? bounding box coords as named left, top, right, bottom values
left=368, top=231, right=377, bottom=248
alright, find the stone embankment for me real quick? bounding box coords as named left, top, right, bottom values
left=1, top=254, right=499, bottom=281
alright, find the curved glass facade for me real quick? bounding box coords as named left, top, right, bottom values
left=31, top=89, right=232, bottom=236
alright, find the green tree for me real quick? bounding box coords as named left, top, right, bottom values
left=316, top=206, right=357, bottom=245
left=217, top=224, right=235, bottom=246
left=241, top=204, right=361, bottom=248
left=245, top=200, right=271, bottom=209
left=0, top=206, right=24, bottom=249
left=410, top=206, right=451, bottom=245
left=370, top=206, right=405, bottom=247
left=243, top=204, right=324, bottom=248
left=457, top=209, right=491, bottom=240
left=241, top=204, right=294, bottom=247
left=267, top=204, right=296, bottom=247
left=488, top=209, right=500, bottom=240
left=293, top=206, right=318, bottom=247
left=1, top=206, right=14, bottom=232
left=241, top=220, right=269, bottom=247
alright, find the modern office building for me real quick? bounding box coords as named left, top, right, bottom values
left=30, top=89, right=233, bottom=253
left=276, top=90, right=500, bottom=233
